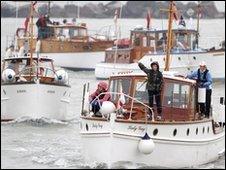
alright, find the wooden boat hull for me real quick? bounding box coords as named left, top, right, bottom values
left=1, top=82, right=70, bottom=121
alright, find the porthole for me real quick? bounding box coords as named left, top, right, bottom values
left=173, top=129, right=177, bottom=136
left=193, top=56, right=196, bottom=60
left=153, top=129, right=158, bottom=136
left=187, top=67, right=190, bottom=70
left=178, top=57, right=181, bottom=60
left=150, top=58, right=153, bottom=62
left=186, top=128, right=190, bottom=136
left=86, top=123, right=89, bottom=131
left=203, top=127, right=205, bottom=134
left=207, top=126, right=210, bottom=133
left=196, top=127, right=198, bottom=135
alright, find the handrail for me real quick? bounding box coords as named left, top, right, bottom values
left=89, top=91, right=155, bottom=121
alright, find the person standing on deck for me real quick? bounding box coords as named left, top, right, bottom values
left=186, top=61, right=212, bottom=118
left=138, top=62, right=163, bottom=120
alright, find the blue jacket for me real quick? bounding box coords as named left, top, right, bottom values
left=187, top=69, right=212, bottom=89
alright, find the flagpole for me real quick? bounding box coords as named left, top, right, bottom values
left=164, top=1, right=174, bottom=71
left=196, top=1, right=201, bottom=48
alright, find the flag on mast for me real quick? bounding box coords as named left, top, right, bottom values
left=172, top=2, right=179, bottom=20
left=146, top=9, right=151, bottom=29
left=114, top=8, right=119, bottom=24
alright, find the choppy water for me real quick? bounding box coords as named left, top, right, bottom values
left=1, top=18, right=225, bottom=169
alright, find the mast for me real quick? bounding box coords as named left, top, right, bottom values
left=164, top=1, right=174, bottom=71
left=196, top=1, right=201, bottom=48
left=48, top=1, right=51, bottom=16
left=29, top=1, right=34, bottom=69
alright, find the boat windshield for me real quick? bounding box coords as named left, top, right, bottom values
left=109, top=78, right=132, bottom=103
left=134, top=79, right=148, bottom=103
left=3, top=58, right=54, bottom=77
left=163, top=82, right=190, bottom=109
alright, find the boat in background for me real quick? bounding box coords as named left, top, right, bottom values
left=95, top=2, right=225, bottom=79
left=1, top=2, right=71, bottom=121
left=8, top=1, right=116, bottom=71
left=79, top=2, right=225, bottom=168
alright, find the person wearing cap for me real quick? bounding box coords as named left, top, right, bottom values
left=138, top=62, right=163, bottom=120
left=186, top=61, right=212, bottom=118
left=89, top=81, right=111, bottom=117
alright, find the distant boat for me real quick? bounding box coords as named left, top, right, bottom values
left=11, top=2, right=115, bottom=71
left=1, top=2, right=71, bottom=121
left=95, top=3, right=225, bottom=79
left=79, top=2, right=225, bottom=168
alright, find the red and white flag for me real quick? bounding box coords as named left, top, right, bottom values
left=114, top=9, right=119, bottom=24
left=146, top=10, right=151, bottom=29
left=117, top=88, right=126, bottom=109
left=172, top=2, right=179, bottom=21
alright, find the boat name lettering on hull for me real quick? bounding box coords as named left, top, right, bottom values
left=92, top=123, right=103, bottom=129
left=17, top=90, right=26, bottom=93
left=128, top=125, right=145, bottom=132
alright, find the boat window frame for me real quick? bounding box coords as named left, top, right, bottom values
left=108, top=76, right=133, bottom=104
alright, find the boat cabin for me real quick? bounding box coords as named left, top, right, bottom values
left=1, top=56, right=56, bottom=84
left=105, top=27, right=198, bottom=64
left=108, top=73, right=199, bottom=122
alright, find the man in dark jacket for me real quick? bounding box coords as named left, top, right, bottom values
left=138, top=62, right=163, bottom=120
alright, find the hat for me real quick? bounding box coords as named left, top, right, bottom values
left=150, top=61, right=159, bottom=69
left=199, top=61, right=206, bottom=67
left=98, top=81, right=108, bottom=91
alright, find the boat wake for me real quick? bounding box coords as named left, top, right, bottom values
left=1, top=116, right=69, bottom=126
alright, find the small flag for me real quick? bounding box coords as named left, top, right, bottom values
left=24, top=17, right=29, bottom=32
left=114, top=9, right=119, bottom=24
left=146, top=10, right=151, bottom=29
left=179, top=15, right=186, bottom=27
left=172, top=2, right=179, bottom=20
left=32, top=1, right=37, bottom=10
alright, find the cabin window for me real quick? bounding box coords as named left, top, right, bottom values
left=109, top=78, right=132, bottom=103
left=79, top=29, right=86, bottom=36
left=163, top=82, right=190, bottom=108
left=134, top=79, right=148, bottom=103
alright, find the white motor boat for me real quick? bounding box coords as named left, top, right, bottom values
left=1, top=55, right=71, bottom=121
left=79, top=71, right=225, bottom=168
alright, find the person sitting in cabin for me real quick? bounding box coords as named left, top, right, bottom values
left=138, top=62, right=163, bottom=120
left=186, top=61, right=212, bottom=118
left=89, top=81, right=111, bottom=117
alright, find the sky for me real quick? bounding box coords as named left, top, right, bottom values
left=4, top=1, right=225, bottom=12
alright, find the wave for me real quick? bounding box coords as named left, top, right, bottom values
left=1, top=116, right=69, bottom=126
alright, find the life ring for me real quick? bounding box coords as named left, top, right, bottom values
left=16, top=28, right=27, bottom=38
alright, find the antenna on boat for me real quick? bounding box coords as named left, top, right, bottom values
left=196, top=1, right=201, bottom=48
left=77, top=2, right=80, bottom=19
left=164, top=1, right=174, bottom=71
left=47, top=1, right=51, bottom=16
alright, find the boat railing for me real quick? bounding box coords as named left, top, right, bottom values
left=88, top=91, right=155, bottom=121
left=10, top=66, right=69, bottom=85
left=88, top=24, right=117, bottom=41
